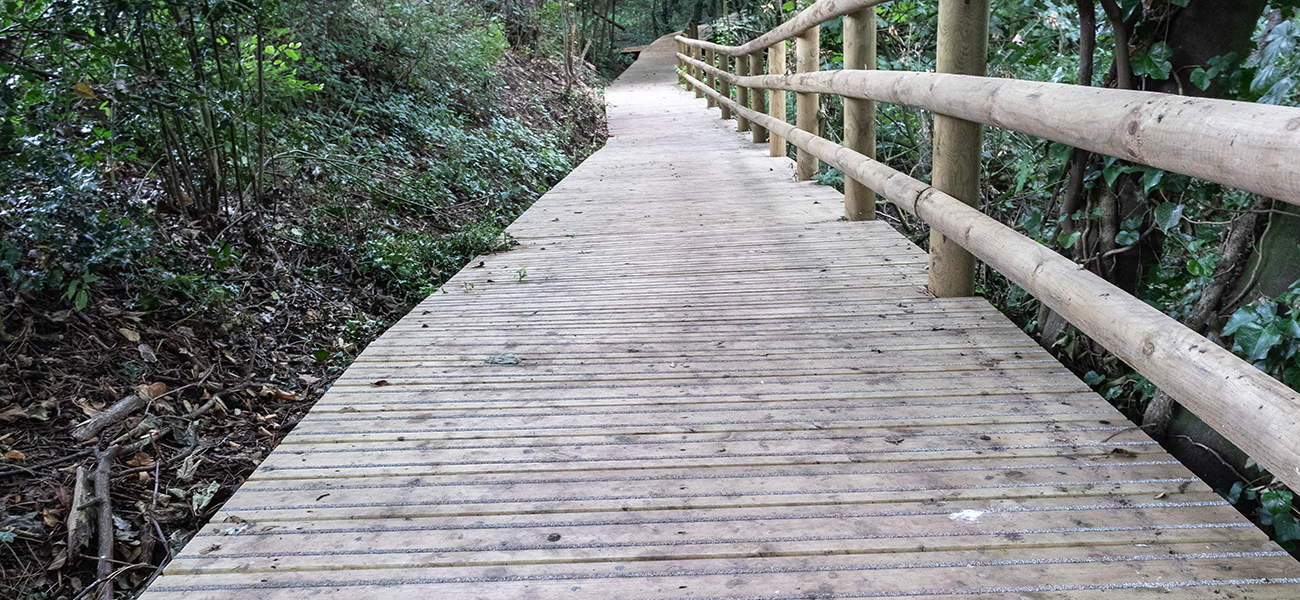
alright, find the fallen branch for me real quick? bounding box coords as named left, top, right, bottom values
left=117, top=394, right=222, bottom=456
left=74, top=394, right=147, bottom=442
left=70, top=563, right=153, bottom=600
left=93, top=445, right=120, bottom=600
left=67, top=466, right=93, bottom=558
left=74, top=366, right=216, bottom=443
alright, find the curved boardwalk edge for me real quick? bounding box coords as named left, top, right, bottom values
left=139, top=34, right=1300, bottom=599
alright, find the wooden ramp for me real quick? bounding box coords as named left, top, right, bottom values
left=141, top=35, right=1300, bottom=599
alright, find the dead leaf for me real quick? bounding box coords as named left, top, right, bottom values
left=4, top=449, right=26, bottom=460
left=272, top=390, right=296, bottom=401
left=136, top=382, right=167, bottom=400
left=72, top=397, right=103, bottom=418
left=298, top=374, right=320, bottom=384
left=0, top=399, right=58, bottom=422
left=884, top=435, right=905, bottom=445
left=371, top=380, right=390, bottom=387
left=138, top=343, right=158, bottom=362
left=125, top=452, right=156, bottom=469
left=1109, top=447, right=1138, bottom=458
left=118, top=328, right=140, bottom=342
left=176, top=455, right=201, bottom=481
left=46, top=547, right=68, bottom=571
left=74, top=82, right=96, bottom=99
left=191, top=481, right=220, bottom=514
left=337, top=406, right=358, bottom=413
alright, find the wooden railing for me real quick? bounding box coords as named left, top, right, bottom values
left=675, top=0, right=1300, bottom=493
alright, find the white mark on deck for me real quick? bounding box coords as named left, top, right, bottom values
left=949, top=510, right=985, bottom=523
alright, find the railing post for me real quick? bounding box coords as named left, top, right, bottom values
left=928, top=0, right=989, bottom=297
left=688, top=21, right=703, bottom=99
left=736, top=52, right=751, bottom=132
left=843, top=7, right=877, bottom=221
left=677, top=39, right=685, bottom=85
left=768, top=41, right=787, bottom=157
left=795, top=26, right=819, bottom=181
left=719, top=54, right=732, bottom=120
left=705, top=48, right=717, bottom=108
left=749, top=52, right=768, bottom=143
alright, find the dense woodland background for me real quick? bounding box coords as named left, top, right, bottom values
left=2, top=0, right=1300, bottom=598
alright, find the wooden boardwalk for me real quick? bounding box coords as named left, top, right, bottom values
left=142, top=35, right=1300, bottom=599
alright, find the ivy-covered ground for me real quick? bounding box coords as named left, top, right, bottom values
left=0, top=1, right=608, bottom=598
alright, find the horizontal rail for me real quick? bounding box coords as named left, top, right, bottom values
left=682, top=53, right=1300, bottom=205
left=676, top=0, right=890, bottom=56
left=680, top=69, right=1300, bottom=493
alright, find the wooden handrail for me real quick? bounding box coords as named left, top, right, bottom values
left=677, top=0, right=891, bottom=56
left=681, top=55, right=1300, bottom=205
left=680, top=68, right=1300, bottom=494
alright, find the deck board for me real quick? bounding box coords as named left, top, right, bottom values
left=140, top=33, right=1300, bottom=598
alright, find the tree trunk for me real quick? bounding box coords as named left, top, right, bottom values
left=1146, top=0, right=1268, bottom=98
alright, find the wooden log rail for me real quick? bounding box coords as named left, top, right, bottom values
left=685, top=61, right=1300, bottom=206
left=673, top=0, right=1300, bottom=495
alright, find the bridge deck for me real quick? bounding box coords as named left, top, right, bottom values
left=142, top=35, right=1300, bottom=599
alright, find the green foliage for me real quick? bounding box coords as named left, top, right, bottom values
left=1190, top=52, right=1242, bottom=91
left=1222, top=281, right=1300, bottom=388
left=0, top=148, right=153, bottom=302
left=1, top=0, right=589, bottom=319
left=1223, top=481, right=1300, bottom=551
left=354, top=217, right=513, bottom=303
left=1261, top=489, right=1300, bottom=551
left=1131, top=41, right=1174, bottom=80
left=1250, top=19, right=1300, bottom=104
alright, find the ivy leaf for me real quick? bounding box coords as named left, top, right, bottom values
left=1259, top=488, right=1300, bottom=550
left=1283, top=318, right=1300, bottom=338
left=1132, top=42, right=1174, bottom=80
left=1189, top=67, right=1212, bottom=90
left=1262, top=490, right=1295, bottom=520
left=1284, top=366, right=1300, bottom=390
left=1222, top=306, right=1258, bottom=336
left=1057, top=231, right=1082, bottom=249
left=1115, top=230, right=1140, bottom=246
left=1234, top=322, right=1283, bottom=361
left=1221, top=481, right=1245, bottom=504
left=1019, top=211, right=1044, bottom=238
left=1187, top=257, right=1213, bottom=277
left=1102, top=160, right=1125, bottom=187
left=1153, top=203, right=1184, bottom=234
left=1257, top=300, right=1279, bottom=321
left=1082, top=371, right=1105, bottom=386
left=1208, top=52, right=1239, bottom=72
left=1142, top=168, right=1165, bottom=194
